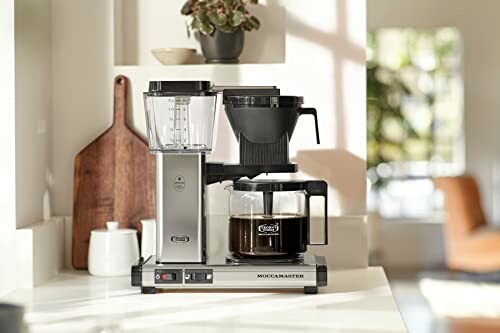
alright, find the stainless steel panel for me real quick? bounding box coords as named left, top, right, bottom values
left=142, top=255, right=321, bottom=289
left=210, top=270, right=317, bottom=288
left=156, top=153, right=205, bottom=263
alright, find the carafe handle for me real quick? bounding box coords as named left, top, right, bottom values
left=305, top=181, right=328, bottom=245
left=298, top=108, right=320, bottom=144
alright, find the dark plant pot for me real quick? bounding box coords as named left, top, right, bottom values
left=200, top=28, right=244, bottom=64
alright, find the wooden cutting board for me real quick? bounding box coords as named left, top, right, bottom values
left=72, top=75, right=156, bottom=269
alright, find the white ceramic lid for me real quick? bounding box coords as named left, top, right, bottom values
left=91, top=221, right=137, bottom=234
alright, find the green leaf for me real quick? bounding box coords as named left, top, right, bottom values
left=200, top=22, right=215, bottom=35
left=209, top=11, right=228, bottom=26
left=249, top=15, right=260, bottom=29
left=184, top=0, right=259, bottom=32
left=231, top=10, right=243, bottom=26
left=181, top=1, right=193, bottom=15
left=198, top=5, right=208, bottom=15
left=219, top=23, right=234, bottom=33
left=197, top=11, right=211, bottom=25
left=191, top=17, right=200, bottom=30
left=242, top=16, right=259, bottom=31
left=242, top=20, right=253, bottom=31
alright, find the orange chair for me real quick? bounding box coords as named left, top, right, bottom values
left=434, top=175, right=500, bottom=273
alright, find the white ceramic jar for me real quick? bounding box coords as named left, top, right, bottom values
left=88, top=221, right=139, bottom=277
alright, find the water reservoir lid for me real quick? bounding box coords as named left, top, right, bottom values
left=146, top=81, right=215, bottom=96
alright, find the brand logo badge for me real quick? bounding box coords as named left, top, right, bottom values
left=171, top=235, right=189, bottom=243
left=174, top=175, right=185, bottom=192
left=256, top=273, right=305, bottom=279
left=258, top=223, right=279, bottom=235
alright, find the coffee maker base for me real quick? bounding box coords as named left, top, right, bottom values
left=132, top=255, right=327, bottom=295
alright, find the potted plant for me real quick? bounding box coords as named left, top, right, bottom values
left=181, top=0, right=261, bottom=64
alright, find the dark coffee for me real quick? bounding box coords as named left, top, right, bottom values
left=229, top=214, right=308, bottom=258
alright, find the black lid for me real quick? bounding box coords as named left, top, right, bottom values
left=146, top=81, right=214, bottom=95
left=233, top=179, right=310, bottom=192
left=222, top=87, right=280, bottom=99
left=225, top=95, right=303, bottom=107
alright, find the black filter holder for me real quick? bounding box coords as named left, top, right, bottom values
left=224, top=95, right=320, bottom=165
left=239, top=134, right=289, bottom=165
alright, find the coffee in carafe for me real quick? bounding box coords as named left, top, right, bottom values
left=229, top=214, right=308, bottom=258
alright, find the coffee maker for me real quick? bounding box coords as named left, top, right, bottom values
left=132, top=81, right=328, bottom=294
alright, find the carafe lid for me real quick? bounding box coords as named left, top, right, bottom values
left=233, top=179, right=310, bottom=192
left=225, top=95, right=303, bottom=107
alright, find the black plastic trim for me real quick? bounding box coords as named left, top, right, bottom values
left=316, top=256, right=328, bottom=287
left=206, top=162, right=298, bottom=184
left=148, top=80, right=211, bottom=93
left=141, top=287, right=156, bottom=294
left=305, top=181, right=329, bottom=246
left=233, top=179, right=326, bottom=192
left=222, top=88, right=280, bottom=100
left=131, top=257, right=146, bottom=287
left=225, top=95, right=303, bottom=107
left=298, top=108, right=320, bottom=144
left=304, top=286, right=318, bottom=294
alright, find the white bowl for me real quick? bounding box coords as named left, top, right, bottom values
left=151, top=48, right=196, bottom=65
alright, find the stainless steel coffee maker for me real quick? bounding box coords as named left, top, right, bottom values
left=132, top=81, right=329, bottom=294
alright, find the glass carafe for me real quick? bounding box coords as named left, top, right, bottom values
left=226, top=179, right=328, bottom=259
left=143, top=81, right=220, bottom=152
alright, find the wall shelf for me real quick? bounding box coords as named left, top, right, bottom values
left=112, top=64, right=288, bottom=87
left=113, top=0, right=286, bottom=66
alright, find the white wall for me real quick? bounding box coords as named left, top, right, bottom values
left=15, top=0, right=52, bottom=228
left=368, top=0, right=500, bottom=268
left=51, top=0, right=367, bottom=219
left=0, top=0, right=17, bottom=296
left=1, top=0, right=53, bottom=294
left=51, top=0, right=114, bottom=217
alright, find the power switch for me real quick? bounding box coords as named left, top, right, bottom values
left=161, top=273, right=176, bottom=281
left=154, top=269, right=182, bottom=284
left=191, top=273, right=207, bottom=281
left=185, top=269, right=213, bottom=284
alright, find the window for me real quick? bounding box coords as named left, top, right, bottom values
left=367, top=28, right=463, bottom=219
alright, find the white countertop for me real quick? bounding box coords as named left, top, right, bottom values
left=2, top=267, right=407, bottom=333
